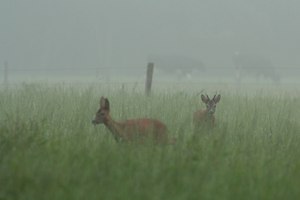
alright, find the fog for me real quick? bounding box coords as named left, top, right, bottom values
left=1, top=0, right=300, bottom=83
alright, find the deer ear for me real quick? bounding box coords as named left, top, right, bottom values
left=104, top=98, right=110, bottom=111
left=214, top=94, right=221, bottom=103
left=201, top=94, right=209, bottom=103
left=100, top=97, right=110, bottom=111
left=100, top=96, right=105, bottom=107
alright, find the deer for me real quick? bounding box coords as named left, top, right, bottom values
left=193, top=94, right=221, bottom=131
left=92, top=96, right=176, bottom=144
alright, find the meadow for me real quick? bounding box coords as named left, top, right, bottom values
left=0, top=82, right=300, bottom=200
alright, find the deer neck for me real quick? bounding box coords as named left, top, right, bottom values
left=103, top=116, right=124, bottom=142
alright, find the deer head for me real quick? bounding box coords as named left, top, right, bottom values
left=201, top=94, right=221, bottom=115
left=92, top=96, right=110, bottom=125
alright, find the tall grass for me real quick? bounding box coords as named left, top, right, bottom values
left=0, top=83, right=300, bottom=200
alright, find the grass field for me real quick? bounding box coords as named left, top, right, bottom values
left=1, top=82, right=300, bottom=200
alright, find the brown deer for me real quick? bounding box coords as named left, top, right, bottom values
left=92, top=96, right=176, bottom=144
left=193, top=94, right=221, bottom=131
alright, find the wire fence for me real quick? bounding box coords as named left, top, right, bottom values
left=1, top=65, right=300, bottom=86
left=1, top=65, right=300, bottom=71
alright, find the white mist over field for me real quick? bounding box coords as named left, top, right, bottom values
left=0, top=0, right=299, bottom=86
left=2, top=3, right=300, bottom=198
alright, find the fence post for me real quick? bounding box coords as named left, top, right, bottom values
left=145, top=62, right=154, bottom=96
left=4, top=61, right=8, bottom=85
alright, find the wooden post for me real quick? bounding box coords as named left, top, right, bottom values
left=4, top=61, right=8, bottom=85
left=145, top=62, right=154, bottom=96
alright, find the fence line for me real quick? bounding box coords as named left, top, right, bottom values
left=2, top=64, right=300, bottom=88
left=1, top=66, right=300, bottom=72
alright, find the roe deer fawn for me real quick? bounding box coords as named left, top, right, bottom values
left=193, top=94, right=221, bottom=131
left=92, top=96, right=175, bottom=144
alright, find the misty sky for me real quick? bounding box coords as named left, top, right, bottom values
left=0, top=0, right=299, bottom=71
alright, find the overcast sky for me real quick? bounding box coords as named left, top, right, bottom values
left=0, top=0, right=299, bottom=70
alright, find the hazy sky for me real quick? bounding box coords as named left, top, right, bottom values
left=1, top=0, right=299, bottom=71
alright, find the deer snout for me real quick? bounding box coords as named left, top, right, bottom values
left=208, top=109, right=215, bottom=114
left=92, top=116, right=104, bottom=125
left=92, top=119, right=99, bottom=125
